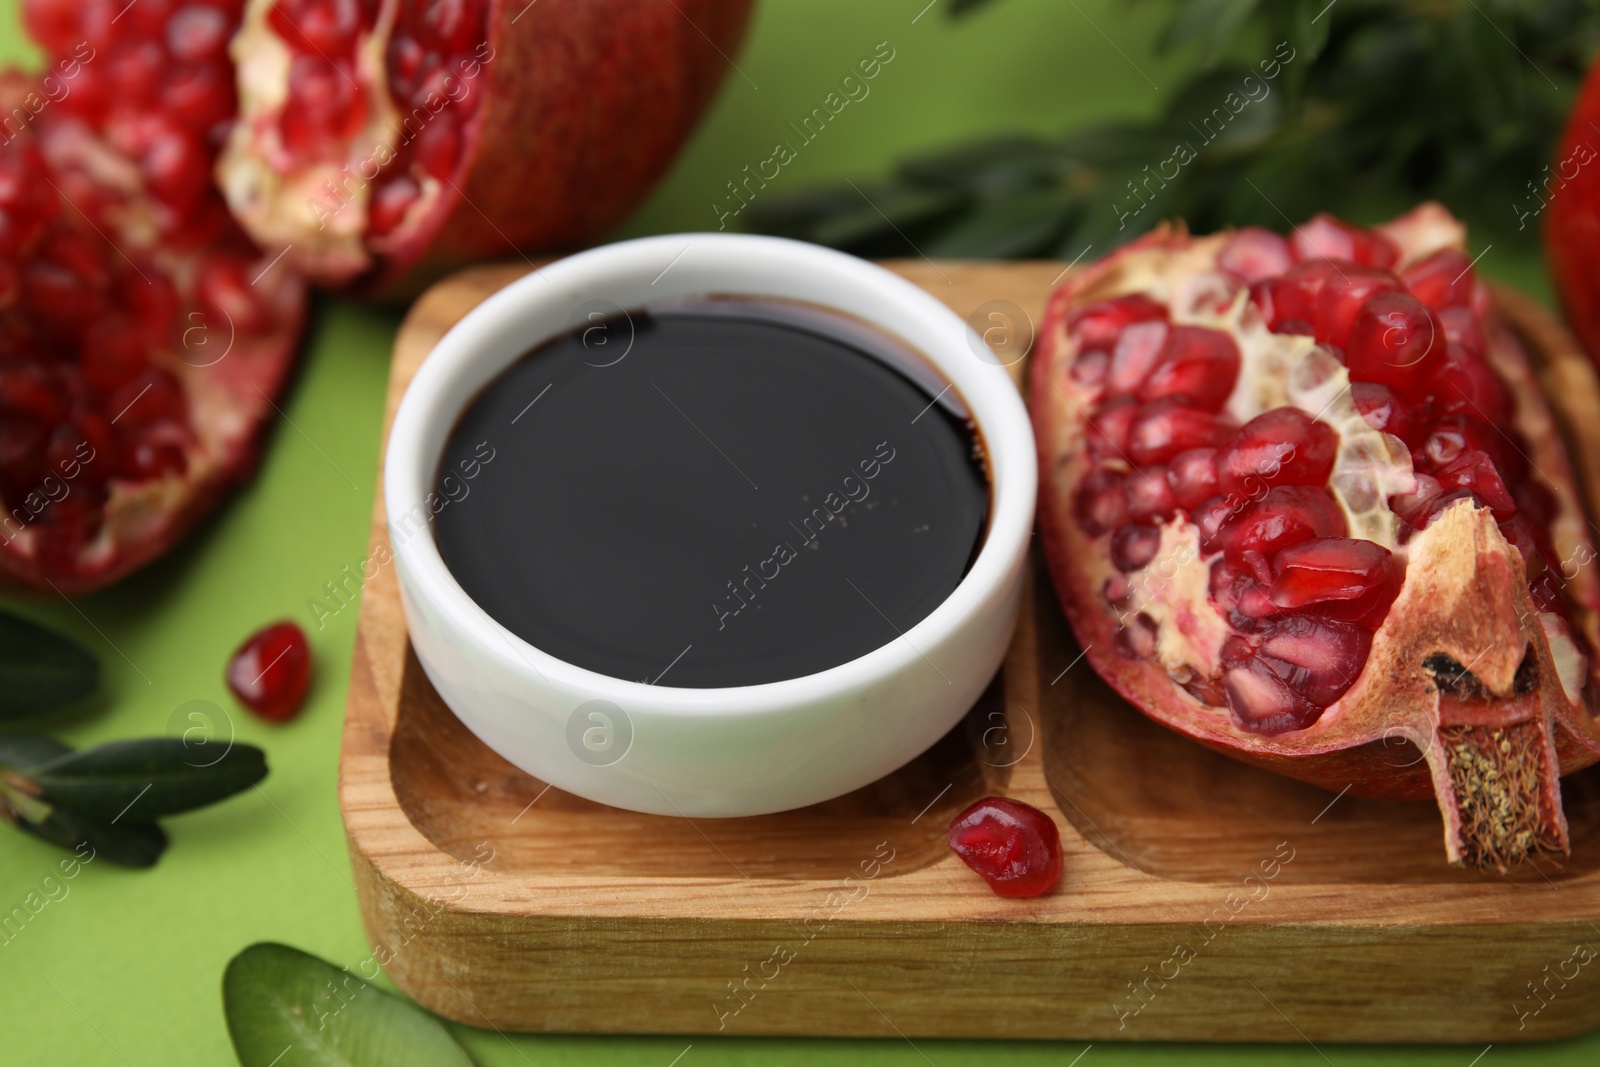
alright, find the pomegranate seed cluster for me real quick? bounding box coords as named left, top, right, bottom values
left=1066, top=214, right=1565, bottom=736
left=4, top=2, right=276, bottom=573
left=24, top=0, right=247, bottom=247
left=263, top=0, right=490, bottom=239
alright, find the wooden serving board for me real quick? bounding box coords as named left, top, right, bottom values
left=341, top=260, right=1600, bottom=1042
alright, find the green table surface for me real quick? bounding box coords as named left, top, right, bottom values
left=0, top=1, right=1590, bottom=1063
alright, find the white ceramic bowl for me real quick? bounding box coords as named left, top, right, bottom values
left=385, top=233, right=1036, bottom=817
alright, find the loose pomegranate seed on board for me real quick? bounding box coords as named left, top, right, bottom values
left=948, top=797, right=1063, bottom=898
left=227, top=622, right=313, bottom=722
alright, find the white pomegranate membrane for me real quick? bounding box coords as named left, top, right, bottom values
left=221, top=0, right=491, bottom=279
left=1063, top=213, right=1589, bottom=737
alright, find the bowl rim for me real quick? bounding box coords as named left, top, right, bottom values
left=384, top=232, right=1037, bottom=718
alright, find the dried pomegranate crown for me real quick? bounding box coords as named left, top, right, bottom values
left=1032, top=205, right=1600, bottom=871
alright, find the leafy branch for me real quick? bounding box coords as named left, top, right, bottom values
left=751, top=0, right=1600, bottom=257
left=0, top=610, right=268, bottom=867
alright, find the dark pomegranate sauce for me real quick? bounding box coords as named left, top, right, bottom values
left=432, top=298, right=989, bottom=688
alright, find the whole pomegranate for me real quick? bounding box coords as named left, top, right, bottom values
left=1547, top=59, right=1600, bottom=369
left=1033, top=204, right=1600, bottom=872
left=0, top=32, right=305, bottom=595
left=216, top=0, right=752, bottom=292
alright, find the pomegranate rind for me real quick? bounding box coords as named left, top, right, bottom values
left=221, top=0, right=753, bottom=294
left=1033, top=208, right=1600, bottom=870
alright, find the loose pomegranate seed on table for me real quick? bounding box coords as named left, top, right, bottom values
left=948, top=797, right=1063, bottom=898
left=1033, top=204, right=1600, bottom=870
left=227, top=621, right=313, bottom=722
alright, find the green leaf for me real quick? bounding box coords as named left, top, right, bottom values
left=0, top=610, right=99, bottom=720
left=925, top=189, right=1077, bottom=258
left=28, top=739, right=268, bottom=821
left=0, top=732, right=72, bottom=770
left=224, top=943, right=475, bottom=1067
left=1159, top=0, right=1263, bottom=67
left=11, top=804, right=167, bottom=868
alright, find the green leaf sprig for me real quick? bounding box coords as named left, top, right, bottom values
left=750, top=0, right=1600, bottom=258
left=0, top=609, right=269, bottom=868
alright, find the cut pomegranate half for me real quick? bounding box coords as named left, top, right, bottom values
left=217, top=0, right=752, bottom=292
left=0, top=57, right=305, bottom=594
left=1033, top=203, right=1600, bottom=871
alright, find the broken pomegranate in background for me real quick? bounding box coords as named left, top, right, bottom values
left=948, top=796, right=1063, bottom=898
left=227, top=620, right=312, bottom=721
left=0, top=50, right=305, bottom=594
left=218, top=0, right=752, bottom=293
left=1032, top=203, right=1600, bottom=871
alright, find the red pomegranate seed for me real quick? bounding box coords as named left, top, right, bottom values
left=1218, top=226, right=1292, bottom=283
left=81, top=315, right=150, bottom=393
left=1422, top=414, right=1522, bottom=478
left=116, top=431, right=188, bottom=481
left=417, top=0, right=482, bottom=52
left=413, top=119, right=461, bottom=180
left=1345, top=291, right=1442, bottom=396
left=21, top=0, right=81, bottom=54
left=139, top=126, right=212, bottom=211
left=1073, top=468, right=1128, bottom=536
left=1192, top=494, right=1236, bottom=552
left=1086, top=397, right=1137, bottom=461
left=948, top=796, right=1062, bottom=898
left=1438, top=305, right=1486, bottom=354
left=1126, top=400, right=1232, bottom=466
left=1289, top=213, right=1398, bottom=269
left=226, top=620, right=313, bottom=722
left=1111, top=522, right=1162, bottom=572
left=197, top=257, right=273, bottom=335
left=1425, top=342, right=1510, bottom=422
left=1351, top=381, right=1422, bottom=445
left=108, top=40, right=167, bottom=105
left=1253, top=259, right=1339, bottom=331
left=1106, top=319, right=1169, bottom=396
left=1166, top=447, right=1219, bottom=508
left=369, top=174, right=422, bottom=237
left=1402, top=248, right=1476, bottom=311
left=1222, top=650, right=1322, bottom=735
left=1433, top=450, right=1515, bottom=516
left=281, top=55, right=367, bottom=154
left=1070, top=348, right=1109, bottom=386
left=107, top=368, right=186, bottom=429
left=1067, top=293, right=1167, bottom=352
left=1312, top=265, right=1400, bottom=349
left=1215, top=407, right=1337, bottom=495
left=1138, top=325, right=1240, bottom=409
left=1269, top=537, right=1403, bottom=627
left=270, top=0, right=365, bottom=55
left=161, top=61, right=239, bottom=136
left=1253, top=613, right=1371, bottom=708
left=1218, top=485, right=1345, bottom=563
left=1124, top=465, right=1176, bottom=521
left=0, top=364, right=71, bottom=424
left=167, top=5, right=233, bottom=62
left=1209, top=558, right=1279, bottom=624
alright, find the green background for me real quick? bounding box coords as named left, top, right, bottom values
left=0, top=0, right=1586, bottom=1063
